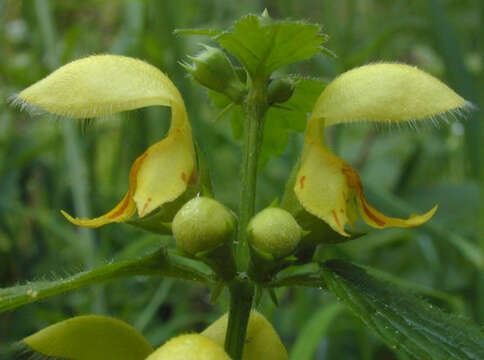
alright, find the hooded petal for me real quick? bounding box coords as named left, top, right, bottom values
left=294, top=118, right=437, bottom=236
left=14, top=55, right=185, bottom=124
left=311, top=63, right=469, bottom=126
left=21, top=315, right=152, bottom=360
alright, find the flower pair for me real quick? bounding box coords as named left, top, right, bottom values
left=15, top=56, right=467, bottom=235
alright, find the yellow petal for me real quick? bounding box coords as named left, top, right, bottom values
left=15, top=55, right=186, bottom=124
left=133, top=125, right=195, bottom=217
left=311, top=63, right=468, bottom=126
left=202, top=311, right=289, bottom=360
left=294, top=118, right=352, bottom=236
left=146, top=334, right=231, bottom=360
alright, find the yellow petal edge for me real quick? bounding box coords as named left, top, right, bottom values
left=312, top=63, right=469, bottom=126
left=146, top=334, right=231, bottom=360
left=14, top=55, right=195, bottom=227
left=23, top=315, right=152, bottom=360
left=202, top=311, right=289, bottom=360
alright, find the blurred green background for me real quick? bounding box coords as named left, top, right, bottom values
left=1, top=0, right=482, bottom=359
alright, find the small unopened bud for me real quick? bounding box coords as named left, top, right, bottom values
left=248, top=207, right=301, bottom=259
left=182, top=46, right=246, bottom=103
left=268, top=77, right=295, bottom=105
left=172, top=197, right=235, bottom=255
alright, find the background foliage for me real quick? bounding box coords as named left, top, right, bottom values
left=1, top=0, right=482, bottom=359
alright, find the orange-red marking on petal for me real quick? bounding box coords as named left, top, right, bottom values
left=181, top=172, right=187, bottom=182
left=299, top=175, right=306, bottom=189
left=108, top=194, right=131, bottom=219
left=361, top=199, right=386, bottom=226
left=142, top=197, right=152, bottom=216
left=332, top=210, right=341, bottom=228
left=188, top=170, right=197, bottom=185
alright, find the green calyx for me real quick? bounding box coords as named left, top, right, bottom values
left=173, top=196, right=235, bottom=256
left=247, top=207, right=302, bottom=259
left=182, top=45, right=246, bottom=103
left=267, top=77, right=296, bottom=105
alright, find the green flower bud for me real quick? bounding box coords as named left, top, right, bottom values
left=182, top=45, right=246, bottom=103
left=267, top=77, right=295, bottom=105
left=248, top=207, right=302, bottom=259
left=172, top=197, right=235, bottom=255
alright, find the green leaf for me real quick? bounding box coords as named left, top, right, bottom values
left=216, top=14, right=327, bottom=77
left=290, top=302, right=345, bottom=360
left=362, top=265, right=466, bottom=314
left=17, top=315, right=152, bottom=360
left=321, top=260, right=484, bottom=360
left=0, top=248, right=214, bottom=314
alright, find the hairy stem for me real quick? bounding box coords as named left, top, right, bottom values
left=236, top=79, right=268, bottom=272
left=225, top=76, right=268, bottom=360
left=224, top=279, right=254, bottom=359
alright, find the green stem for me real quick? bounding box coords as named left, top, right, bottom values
left=225, top=77, right=268, bottom=360
left=236, top=79, right=268, bottom=272
left=224, top=279, right=254, bottom=359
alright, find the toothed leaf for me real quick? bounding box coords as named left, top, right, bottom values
left=321, top=260, right=484, bottom=360
left=216, top=14, right=328, bottom=77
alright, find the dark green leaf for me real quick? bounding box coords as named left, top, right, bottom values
left=216, top=14, right=327, bottom=77
left=321, top=260, right=484, bottom=360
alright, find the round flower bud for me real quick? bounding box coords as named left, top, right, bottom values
left=248, top=207, right=302, bottom=259
left=267, top=77, right=295, bottom=105
left=172, top=197, right=235, bottom=255
left=146, top=334, right=231, bottom=360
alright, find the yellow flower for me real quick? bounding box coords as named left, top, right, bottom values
left=294, top=63, right=468, bottom=236
left=146, top=334, right=231, bottom=360
left=15, top=55, right=196, bottom=227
